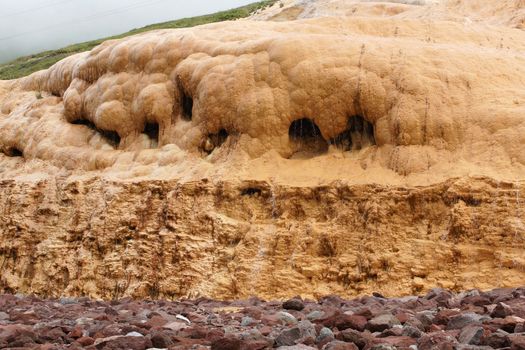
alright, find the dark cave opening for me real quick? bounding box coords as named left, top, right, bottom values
left=203, top=128, right=229, bottom=154
left=143, top=122, right=159, bottom=143
left=241, top=187, right=263, bottom=196
left=330, top=115, right=376, bottom=151
left=214, top=129, right=229, bottom=147
left=288, top=118, right=328, bottom=156
left=4, top=147, right=23, bottom=157
left=181, top=90, right=193, bottom=121
left=71, top=119, right=121, bottom=148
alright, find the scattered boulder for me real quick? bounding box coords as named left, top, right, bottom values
left=275, top=327, right=302, bottom=347
left=446, top=313, right=485, bottom=330
left=283, top=298, right=305, bottom=311
left=417, top=331, right=458, bottom=350
left=336, top=328, right=369, bottom=349
left=317, top=327, right=334, bottom=343
left=458, top=325, right=484, bottom=345
left=278, top=311, right=299, bottom=325
left=483, top=332, right=510, bottom=348
left=211, top=336, right=242, bottom=350
left=367, top=314, right=400, bottom=332
left=491, top=302, right=514, bottom=318
left=510, top=336, right=525, bottom=350
left=93, top=335, right=152, bottom=350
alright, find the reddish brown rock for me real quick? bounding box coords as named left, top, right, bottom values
left=211, top=336, right=242, bottom=350
left=76, top=336, right=95, bottom=346
left=434, top=309, right=461, bottom=325
left=491, top=302, right=514, bottom=318
left=330, top=314, right=368, bottom=332
left=242, top=339, right=272, bottom=350
left=511, top=335, right=525, bottom=350
left=417, top=331, right=458, bottom=350
left=336, top=329, right=370, bottom=349
left=366, top=314, right=401, bottom=332
left=93, top=335, right=152, bottom=350
left=0, top=324, right=37, bottom=344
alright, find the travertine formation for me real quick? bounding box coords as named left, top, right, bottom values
left=0, top=0, right=524, bottom=299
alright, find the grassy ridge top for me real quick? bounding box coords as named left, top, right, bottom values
left=0, top=0, right=277, bottom=80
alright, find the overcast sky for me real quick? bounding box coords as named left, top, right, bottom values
left=0, top=0, right=256, bottom=63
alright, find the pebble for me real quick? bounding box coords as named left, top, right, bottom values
left=278, top=311, right=298, bottom=325
left=307, top=310, right=323, bottom=321
left=317, top=326, right=334, bottom=342
left=175, top=314, right=191, bottom=324
left=126, top=331, right=144, bottom=337
left=241, top=316, right=255, bottom=326
left=283, top=298, right=305, bottom=311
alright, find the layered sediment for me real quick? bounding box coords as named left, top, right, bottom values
left=0, top=176, right=524, bottom=300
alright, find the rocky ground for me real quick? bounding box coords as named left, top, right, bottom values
left=0, top=288, right=524, bottom=349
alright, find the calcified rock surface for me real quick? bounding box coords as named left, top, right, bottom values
left=0, top=0, right=524, bottom=300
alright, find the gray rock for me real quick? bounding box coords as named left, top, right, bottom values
left=306, top=310, right=323, bottom=321
left=446, top=312, right=485, bottom=330
left=75, top=317, right=94, bottom=325
left=458, top=325, right=483, bottom=345
left=367, top=313, right=401, bottom=332
left=415, top=310, right=435, bottom=328
left=0, top=312, right=9, bottom=321
left=241, top=316, right=255, bottom=327
left=240, top=329, right=265, bottom=341
left=278, top=311, right=298, bottom=325
left=276, top=345, right=317, bottom=350
left=59, top=297, right=77, bottom=305
left=223, top=325, right=238, bottom=334
left=454, top=345, right=493, bottom=350
left=370, top=345, right=396, bottom=350
left=317, top=327, right=334, bottom=343
left=275, top=327, right=302, bottom=347
left=405, top=316, right=426, bottom=331
left=297, top=320, right=316, bottom=339
left=323, top=340, right=359, bottom=349
left=402, top=325, right=423, bottom=338
left=458, top=290, right=481, bottom=299
left=396, top=296, right=419, bottom=303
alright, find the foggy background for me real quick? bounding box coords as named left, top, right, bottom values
left=0, top=0, right=256, bottom=63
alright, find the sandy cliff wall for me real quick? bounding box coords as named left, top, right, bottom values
left=0, top=176, right=524, bottom=300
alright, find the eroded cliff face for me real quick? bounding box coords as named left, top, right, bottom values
left=0, top=176, right=524, bottom=300
left=0, top=0, right=524, bottom=299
